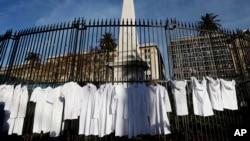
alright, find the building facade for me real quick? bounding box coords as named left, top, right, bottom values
left=139, top=43, right=166, bottom=80
left=170, top=33, right=236, bottom=80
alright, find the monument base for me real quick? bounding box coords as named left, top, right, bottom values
left=108, top=54, right=148, bottom=87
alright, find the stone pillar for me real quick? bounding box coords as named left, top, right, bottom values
left=109, top=0, right=148, bottom=87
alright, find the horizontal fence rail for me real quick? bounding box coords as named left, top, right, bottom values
left=0, top=17, right=250, bottom=141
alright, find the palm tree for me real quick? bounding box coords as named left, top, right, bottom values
left=98, top=32, right=117, bottom=81
left=197, top=13, right=222, bottom=77
left=198, top=13, right=221, bottom=32
left=25, top=52, right=41, bottom=80
left=99, top=32, right=117, bottom=52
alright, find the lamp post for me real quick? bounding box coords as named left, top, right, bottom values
left=165, top=20, right=176, bottom=79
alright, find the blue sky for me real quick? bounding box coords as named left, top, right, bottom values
left=0, top=0, right=249, bottom=34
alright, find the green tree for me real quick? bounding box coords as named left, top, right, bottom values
left=198, top=13, right=221, bottom=32
left=25, top=52, right=41, bottom=80
left=98, top=32, right=117, bottom=81
left=99, top=32, right=117, bottom=52
left=197, top=13, right=222, bottom=76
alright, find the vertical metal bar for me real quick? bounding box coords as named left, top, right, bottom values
left=76, top=18, right=84, bottom=83
left=159, top=20, right=168, bottom=80
left=96, top=19, right=102, bottom=85
left=25, top=28, right=38, bottom=83
left=0, top=38, right=8, bottom=67
left=48, top=24, right=59, bottom=83
left=0, top=32, right=12, bottom=83
left=41, top=25, right=53, bottom=83
left=90, top=20, right=96, bottom=82
left=52, top=23, right=63, bottom=83
left=18, top=30, right=30, bottom=82
left=4, top=33, right=20, bottom=83
left=85, top=21, right=91, bottom=82
left=12, top=32, right=26, bottom=82
left=58, top=23, right=67, bottom=83
left=165, top=19, right=173, bottom=79
left=24, top=28, right=37, bottom=83
left=30, top=27, right=43, bottom=82
left=14, top=32, right=26, bottom=82
left=62, top=22, right=72, bottom=83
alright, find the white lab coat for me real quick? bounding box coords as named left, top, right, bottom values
left=30, top=87, right=53, bottom=133
left=220, top=79, right=238, bottom=110
left=8, top=85, right=28, bottom=135
left=159, top=85, right=172, bottom=113
left=170, top=80, right=189, bottom=116
left=78, top=83, right=97, bottom=135
left=2, top=85, right=14, bottom=111
left=93, top=83, right=114, bottom=137
left=47, top=86, right=64, bottom=137
left=111, top=84, right=128, bottom=137
left=60, top=81, right=82, bottom=120
left=206, top=77, right=224, bottom=111
left=83, top=84, right=99, bottom=136
left=0, top=84, right=6, bottom=102
left=191, top=77, right=214, bottom=116
left=1, top=85, right=14, bottom=132
left=146, top=84, right=171, bottom=135
left=126, top=83, right=150, bottom=138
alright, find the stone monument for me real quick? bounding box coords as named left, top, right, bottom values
left=110, top=0, right=148, bottom=86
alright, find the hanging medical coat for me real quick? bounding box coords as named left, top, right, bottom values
left=191, top=77, right=214, bottom=116
left=0, top=84, right=6, bottom=102
left=78, top=83, right=97, bottom=135
left=111, top=84, right=128, bottom=137
left=60, top=81, right=82, bottom=120
left=146, top=84, right=171, bottom=135
left=170, top=80, right=188, bottom=116
left=1, top=85, right=14, bottom=111
left=1, top=85, right=14, bottom=132
left=206, top=76, right=224, bottom=111
left=0, top=84, right=5, bottom=116
left=125, top=83, right=150, bottom=138
left=47, top=86, right=64, bottom=137
left=0, top=84, right=6, bottom=132
left=220, top=79, right=238, bottom=110
left=30, top=87, right=53, bottom=133
left=8, top=85, right=28, bottom=135
left=93, top=83, right=114, bottom=137
left=82, top=84, right=99, bottom=136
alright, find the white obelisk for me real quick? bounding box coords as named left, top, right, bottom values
left=111, top=0, right=147, bottom=86
left=118, top=0, right=138, bottom=58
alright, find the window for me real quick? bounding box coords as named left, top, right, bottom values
left=144, top=48, right=150, bottom=53
left=146, top=74, right=152, bottom=80
left=145, top=54, right=151, bottom=60
left=147, top=60, right=151, bottom=67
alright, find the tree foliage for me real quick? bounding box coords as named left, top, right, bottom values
left=25, top=52, right=41, bottom=68
left=197, top=13, right=221, bottom=31
left=99, top=32, right=117, bottom=52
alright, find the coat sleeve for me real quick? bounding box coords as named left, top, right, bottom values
left=110, top=86, right=117, bottom=115
left=60, top=84, right=67, bottom=98
left=92, top=90, right=101, bottom=119
left=30, top=87, right=39, bottom=102
left=19, top=86, right=29, bottom=118
left=123, top=88, right=130, bottom=119
left=162, top=86, right=172, bottom=112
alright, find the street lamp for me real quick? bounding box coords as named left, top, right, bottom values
left=165, top=20, right=177, bottom=79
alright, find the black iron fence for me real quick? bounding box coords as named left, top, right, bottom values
left=0, top=17, right=250, bottom=140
